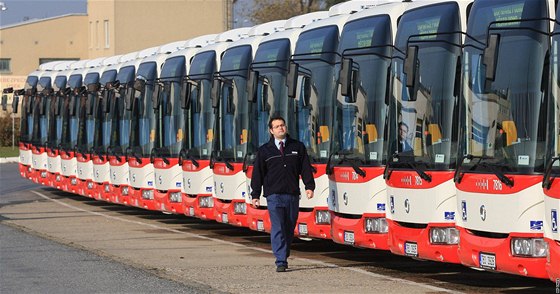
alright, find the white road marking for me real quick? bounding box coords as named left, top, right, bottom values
left=31, top=190, right=459, bottom=293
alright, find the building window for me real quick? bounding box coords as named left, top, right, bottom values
left=39, top=58, right=79, bottom=65
left=96, top=20, right=99, bottom=49
left=89, top=21, right=94, bottom=48
left=0, top=59, right=11, bottom=73
left=104, top=20, right=110, bottom=48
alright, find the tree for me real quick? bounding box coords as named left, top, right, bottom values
left=249, top=0, right=322, bottom=24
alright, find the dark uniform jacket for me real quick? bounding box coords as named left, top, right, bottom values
left=250, top=136, right=315, bottom=199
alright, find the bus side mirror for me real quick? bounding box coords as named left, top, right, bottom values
left=69, top=96, right=76, bottom=116
left=483, top=34, right=500, bottom=82
left=287, top=61, right=299, bottom=98
left=180, top=79, right=192, bottom=109
left=103, top=90, right=111, bottom=113
left=404, top=46, right=418, bottom=88
left=87, top=83, right=100, bottom=93
left=87, top=93, right=95, bottom=115
left=12, top=95, right=19, bottom=114
left=26, top=96, right=33, bottom=114
left=152, top=83, right=161, bottom=110
left=40, top=97, right=47, bottom=115
left=302, top=76, right=311, bottom=107
left=133, top=78, right=146, bottom=93
left=1, top=94, right=7, bottom=111
left=340, top=58, right=358, bottom=103
left=247, top=70, right=259, bottom=103
left=211, top=79, right=222, bottom=109
left=125, top=86, right=134, bottom=111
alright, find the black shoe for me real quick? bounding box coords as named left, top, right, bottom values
left=276, top=265, right=287, bottom=272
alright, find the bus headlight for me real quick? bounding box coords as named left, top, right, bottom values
left=199, top=196, right=214, bottom=208
left=511, top=238, right=548, bottom=257
left=121, top=186, right=129, bottom=196
left=142, top=190, right=154, bottom=200
left=169, top=192, right=182, bottom=203
left=71, top=178, right=78, bottom=185
left=364, top=218, right=388, bottom=233
left=56, top=175, right=62, bottom=182
left=429, top=227, right=459, bottom=245
left=87, top=182, right=94, bottom=189
left=315, top=210, right=331, bottom=225
left=234, top=202, right=246, bottom=214
left=104, top=184, right=111, bottom=193
left=41, top=171, right=48, bottom=178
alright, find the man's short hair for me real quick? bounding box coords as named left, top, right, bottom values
left=399, top=122, right=409, bottom=130
left=268, top=115, right=286, bottom=129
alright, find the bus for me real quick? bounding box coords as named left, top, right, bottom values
left=455, top=0, right=554, bottom=278
left=328, top=1, right=409, bottom=249
left=385, top=0, right=470, bottom=262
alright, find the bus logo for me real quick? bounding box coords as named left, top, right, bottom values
left=461, top=201, right=467, bottom=221
left=552, top=209, right=558, bottom=233
left=343, top=192, right=348, bottom=205
left=480, top=205, right=486, bottom=221
left=475, top=179, right=489, bottom=190
left=404, top=199, right=410, bottom=213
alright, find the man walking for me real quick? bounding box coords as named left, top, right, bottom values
left=251, top=115, right=315, bottom=272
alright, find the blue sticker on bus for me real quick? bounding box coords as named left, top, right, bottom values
left=176, top=182, right=181, bottom=188
left=444, top=212, right=455, bottom=220
left=148, top=181, right=153, bottom=187
left=206, top=186, right=213, bottom=192
left=552, top=209, right=558, bottom=233
left=377, top=203, right=385, bottom=211
left=530, top=220, right=543, bottom=231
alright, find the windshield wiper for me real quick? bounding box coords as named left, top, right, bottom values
left=454, top=154, right=513, bottom=187
left=407, top=161, right=432, bottom=182
left=383, top=153, right=431, bottom=182
left=383, top=152, right=398, bottom=180
left=543, top=156, right=560, bottom=189
left=335, top=154, right=366, bottom=178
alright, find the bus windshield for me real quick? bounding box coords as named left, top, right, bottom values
left=293, top=25, right=339, bottom=163
left=132, top=62, right=158, bottom=157
left=215, top=45, right=252, bottom=162
left=96, top=69, right=118, bottom=154
left=183, top=51, right=216, bottom=159
left=390, top=2, right=463, bottom=170
left=332, top=14, right=393, bottom=167
left=20, top=75, right=38, bottom=143
left=250, top=39, right=294, bottom=158
left=110, top=65, right=135, bottom=155
left=157, top=56, right=186, bottom=157
left=77, top=72, right=100, bottom=153
left=462, top=0, right=550, bottom=174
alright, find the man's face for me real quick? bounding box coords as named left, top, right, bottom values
left=269, top=119, right=287, bottom=140
left=399, top=124, right=408, bottom=141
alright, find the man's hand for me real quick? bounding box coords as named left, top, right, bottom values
left=251, top=198, right=260, bottom=208
left=306, top=190, right=314, bottom=199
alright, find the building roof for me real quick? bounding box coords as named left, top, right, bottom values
left=0, top=13, right=87, bottom=30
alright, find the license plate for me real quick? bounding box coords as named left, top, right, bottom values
left=160, top=203, right=166, bottom=211
left=222, top=213, right=228, bottom=223
left=134, top=199, right=139, bottom=207
left=189, top=207, right=195, bottom=216
left=404, top=242, right=418, bottom=257
left=298, top=223, right=308, bottom=235
left=479, top=252, right=496, bottom=270
left=257, top=220, right=264, bottom=231
left=344, top=231, right=354, bottom=244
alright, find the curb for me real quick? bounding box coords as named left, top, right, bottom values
left=0, top=157, right=19, bottom=164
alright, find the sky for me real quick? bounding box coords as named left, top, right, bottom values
left=0, top=0, right=87, bottom=27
